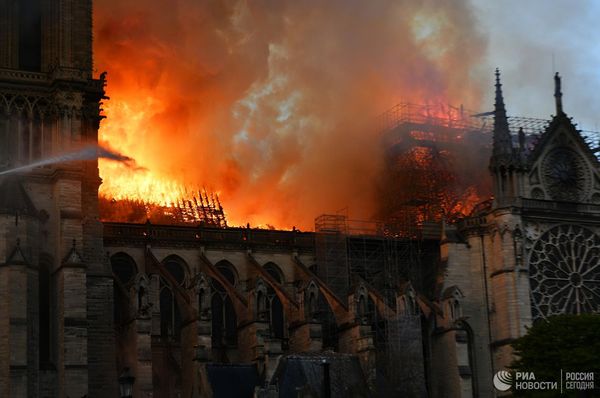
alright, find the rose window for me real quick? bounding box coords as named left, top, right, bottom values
left=542, top=148, right=589, bottom=202
left=529, top=224, right=600, bottom=320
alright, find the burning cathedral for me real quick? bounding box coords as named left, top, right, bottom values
left=1, top=1, right=600, bottom=397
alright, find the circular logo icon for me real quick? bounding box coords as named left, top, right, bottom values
left=493, top=370, right=513, bottom=392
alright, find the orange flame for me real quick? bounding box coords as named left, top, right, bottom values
left=94, top=0, right=488, bottom=230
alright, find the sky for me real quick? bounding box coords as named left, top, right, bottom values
left=472, top=0, right=600, bottom=131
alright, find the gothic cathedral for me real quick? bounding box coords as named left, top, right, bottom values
left=0, top=1, right=599, bottom=397
left=0, top=1, right=115, bottom=396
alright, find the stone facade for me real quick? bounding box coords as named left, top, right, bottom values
left=0, top=1, right=114, bottom=396
left=1, top=2, right=599, bottom=397
left=103, top=224, right=438, bottom=397
left=437, top=71, right=600, bottom=397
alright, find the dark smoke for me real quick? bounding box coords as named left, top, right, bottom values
left=94, top=0, right=488, bottom=229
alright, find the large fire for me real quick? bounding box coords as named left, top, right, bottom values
left=93, top=0, right=488, bottom=230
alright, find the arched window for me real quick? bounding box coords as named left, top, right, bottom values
left=160, top=283, right=181, bottom=340
left=409, top=295, right=417, bottom=316
left=159, top=258, right=186, bottom=341
left=211, top=261, right=239, bottom=349
left=111, top=253, right=137, bottom=327
left=263, top=263, right=285, bottom=340
left=451, top=299, right=461, bottom=321
left=210, top=278, right=237, bottom=348
left=357, top=295, right=367, bottom=320
left=256, top=289, right=267, bottom=320
left=308, top=292, right=317, bottom=319
left=112, top=253, right=137, bottom=285
left=263, top=263, right=283, bottom=283
left=305, top=282, right=319, bottom=321
left=164, top=258, right=186, bottom=285
left=18, top=0, right=42, bottom=72
left=138, top=286, right=145, bottom=311
left=39, top=255, right=52, bottom=369
left=216, top=261, right=237, bottom=286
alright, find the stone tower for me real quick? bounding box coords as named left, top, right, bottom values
left=437, top=71, right=600, bottom=397
left=0, top=0, right=116, bottom=396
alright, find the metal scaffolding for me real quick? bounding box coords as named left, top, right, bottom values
left=314, top=213, right=435, bottom=391
left=314, top=214, right=350, bottom=300
left=377, top=101, right=600, bottom=144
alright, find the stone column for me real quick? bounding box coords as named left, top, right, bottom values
left=56, top=253, right=88, bottom=398
left=338, top=323, right=376, bottom=390
left=3, top=251, right=30, bottom=396
left=54, top=176, right=88, bottom=397
left=0, top=259, right=9, bottom=397
left=134, top=275, right=154, bottom=397
left=263, top=337, right=283, bottom=383
left=238, top=321, right=269, bottom=365
left=288, top=322, right=322, bottom=353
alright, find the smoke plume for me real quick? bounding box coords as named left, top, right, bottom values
left=94, top=0, right=487, bottom=229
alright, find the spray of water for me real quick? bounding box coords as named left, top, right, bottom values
left=0, top=144, right=143, bottom=177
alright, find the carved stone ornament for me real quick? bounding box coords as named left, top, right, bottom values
left=529, top=224, right=600, bottom=320
left=542, top=147, right=590, bottom=202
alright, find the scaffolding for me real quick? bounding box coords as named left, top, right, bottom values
left=377, top=101, right=600, bottom=143
left=314, top=215, right=433, bottom=302
left=314, top=214, right=435, bottom=392
left=314, top=214, right=350, bottom=300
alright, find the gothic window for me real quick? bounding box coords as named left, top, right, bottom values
left=18, top=0, right=42, bottom=71
left=357, top=295, right=367, bottom=320
left=529, top=224, right=600, bottom=320
left=160, top=281, right=181, bottom=340
left=111, top=253, right=137, bottom=327
left=405, top=293, right=418, bottom=316
left=264, top=263, right=284, bottom=283
left=138, top=286, right=145, bottom=310
left=164, top=258, right=186, bottom=285
left=211, top=261, right=238, bottom=347
left=39, top=255, right=52, bottom=369
left=112, top=253, right=137, bottom=285
left=159, top=258, right=186, bottom=341
left=210, top=278, right=237, bottom=347
left=542, top=148, right=589, bottom=202
left=256, top=288, right=267, bottom=320
left=307, top=291, right=317, bottom=320
left=216, top=261, right=237, bottom=285
left=263, top=263, right=285, bottom=339
left=198, top=288, right=206, bottom=322
left=449, top=299, right=461, bottom=321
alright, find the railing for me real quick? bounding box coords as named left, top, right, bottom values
left=521, top=198, right=600, bottom=214
left=0, top=67, right=99, bottom=84
left=50, top=67, right=92, bottom=82
left=0, top=68, right=48, bottom=82
left=377, top=102, right=485, bottom=133
left=457, top=198, right=600, bottom=230
left=103, top=222, right=315, bottom=250
left=376, top=102, right=600, bottom=143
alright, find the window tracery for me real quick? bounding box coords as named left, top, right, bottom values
left=529, top=224, right=600, bottom=319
